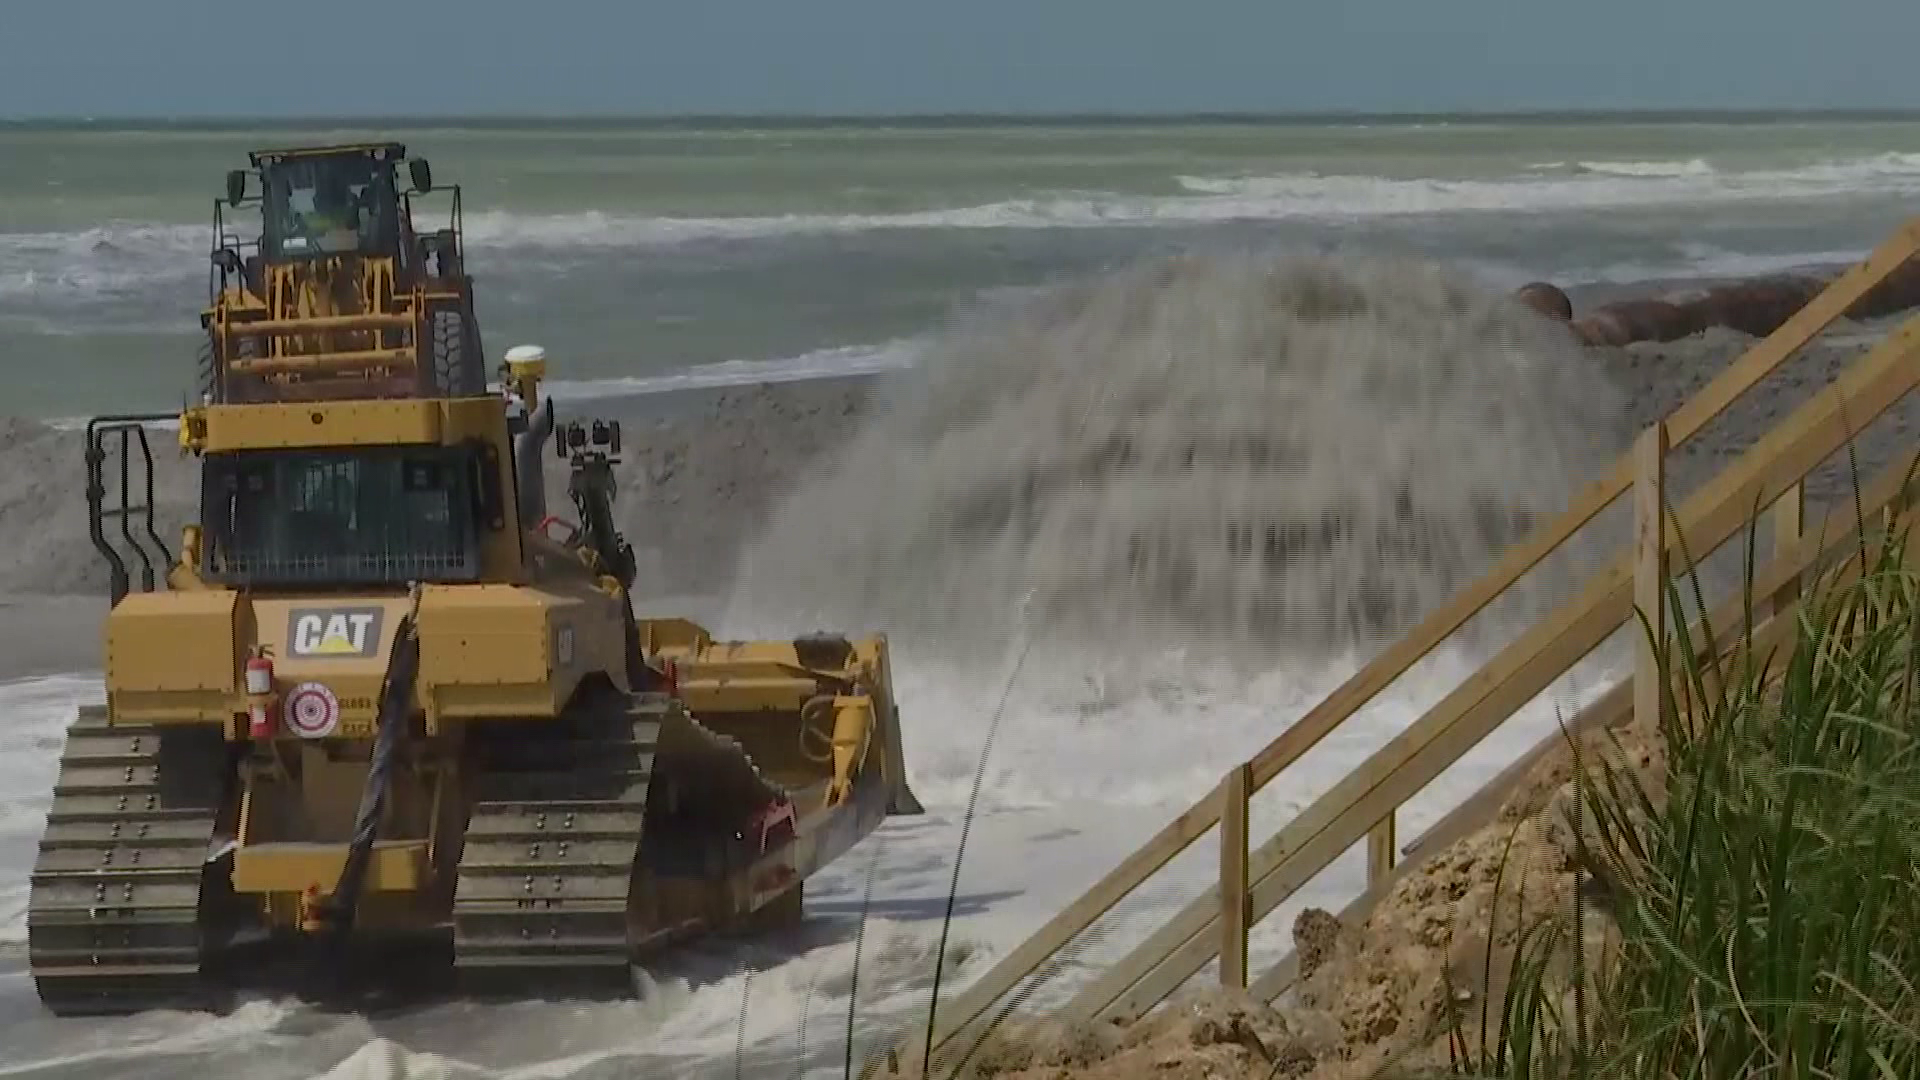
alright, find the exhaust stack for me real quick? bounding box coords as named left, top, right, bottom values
left=505, top=344, right=554, bottom=531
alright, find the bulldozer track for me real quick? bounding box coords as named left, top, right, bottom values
left=452, top=689, right=788, bottom=998
left=27, top=707, right=234, bottom=1017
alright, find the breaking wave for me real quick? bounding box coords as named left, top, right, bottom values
left=5, top=150, right=1917, bottom=309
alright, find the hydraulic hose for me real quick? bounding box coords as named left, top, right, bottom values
left=316, top=606, right=421, bottom=938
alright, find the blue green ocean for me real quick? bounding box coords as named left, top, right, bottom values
left=4, top=114, right=1920, bottom=418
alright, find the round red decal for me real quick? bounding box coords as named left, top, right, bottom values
left=283, top=682, right=341, bottom=739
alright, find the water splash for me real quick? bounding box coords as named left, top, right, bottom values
left=724, top=249, right=1632, bottom=661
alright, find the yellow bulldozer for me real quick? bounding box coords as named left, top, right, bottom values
left=30, top=142, right=922, bottom=1015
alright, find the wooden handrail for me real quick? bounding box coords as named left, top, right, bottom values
left=1063, top=311, right=1920, bottom=1023
left=1243, top=218, right=1920, bottom=796
left=1245, top=451, right=1918, bottom=1005
left=877, top=216, right=1920, bottom=1076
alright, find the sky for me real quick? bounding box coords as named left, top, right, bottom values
left=5, top=0, right=1920, bottom=117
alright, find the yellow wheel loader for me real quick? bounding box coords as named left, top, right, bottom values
left=29, top=142, right=922, bottom=1016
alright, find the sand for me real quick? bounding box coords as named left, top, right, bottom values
left=0, top=259, right=1913, bottom=1080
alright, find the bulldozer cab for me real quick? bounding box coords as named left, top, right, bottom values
left=197, top=444, right=492, bottom=590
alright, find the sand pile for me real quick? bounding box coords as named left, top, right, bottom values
left=536, top=378, right=875, bottom=593
left=1264, top=709, right=1663, bottom=1080
left=0, top=416, right=199, bottom=596
left=1581, top=321, right=1908, bottom=514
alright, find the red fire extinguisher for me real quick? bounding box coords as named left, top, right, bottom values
left=245, top=648, right=275, bottom=739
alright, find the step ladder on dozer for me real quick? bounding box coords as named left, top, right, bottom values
left=870, top=215, right=1920, bottom=1077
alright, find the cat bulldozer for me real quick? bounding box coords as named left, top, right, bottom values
left=28, top=142, right=922, bottom=1016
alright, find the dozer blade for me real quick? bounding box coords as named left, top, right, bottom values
left=881, top=703, right=925, bottom=817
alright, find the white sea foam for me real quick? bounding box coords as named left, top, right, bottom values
left=5, top=151, right=1917, bottom=310
left=0, top=639, right=1617, bottom=1079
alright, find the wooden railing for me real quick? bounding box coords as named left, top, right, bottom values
left=876, top=216, right=1920, bottom=1077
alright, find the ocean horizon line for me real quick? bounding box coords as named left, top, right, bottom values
left=8, top=106, right=1920, bottom=132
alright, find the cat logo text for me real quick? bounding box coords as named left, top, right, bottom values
left=287, top=607, right=386, bottom=659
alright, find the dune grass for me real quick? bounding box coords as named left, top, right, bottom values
left=1442, top=486, right=1920, bottom=1080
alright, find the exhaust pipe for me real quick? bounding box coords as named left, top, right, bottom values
left=514, top=395, right=555, bottom=531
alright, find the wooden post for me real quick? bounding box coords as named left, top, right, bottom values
left=1219, top=764, right=1249, bottom=990
left=1366, top=812, right=1396, bottom=889
left=1634, top=421, right=1669, bottom=732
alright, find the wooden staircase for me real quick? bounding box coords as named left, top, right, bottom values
left=873, top=215, right=1920, bottom=1076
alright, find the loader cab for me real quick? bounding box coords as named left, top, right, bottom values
left=215, top=142, right=450, bottom=287
left=88, top=402, right=526, bottom=607
left=255, top=151, right=402, bottom=263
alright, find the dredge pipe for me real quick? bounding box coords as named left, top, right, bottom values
left=1511, top=258, right=1920, bottom=347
